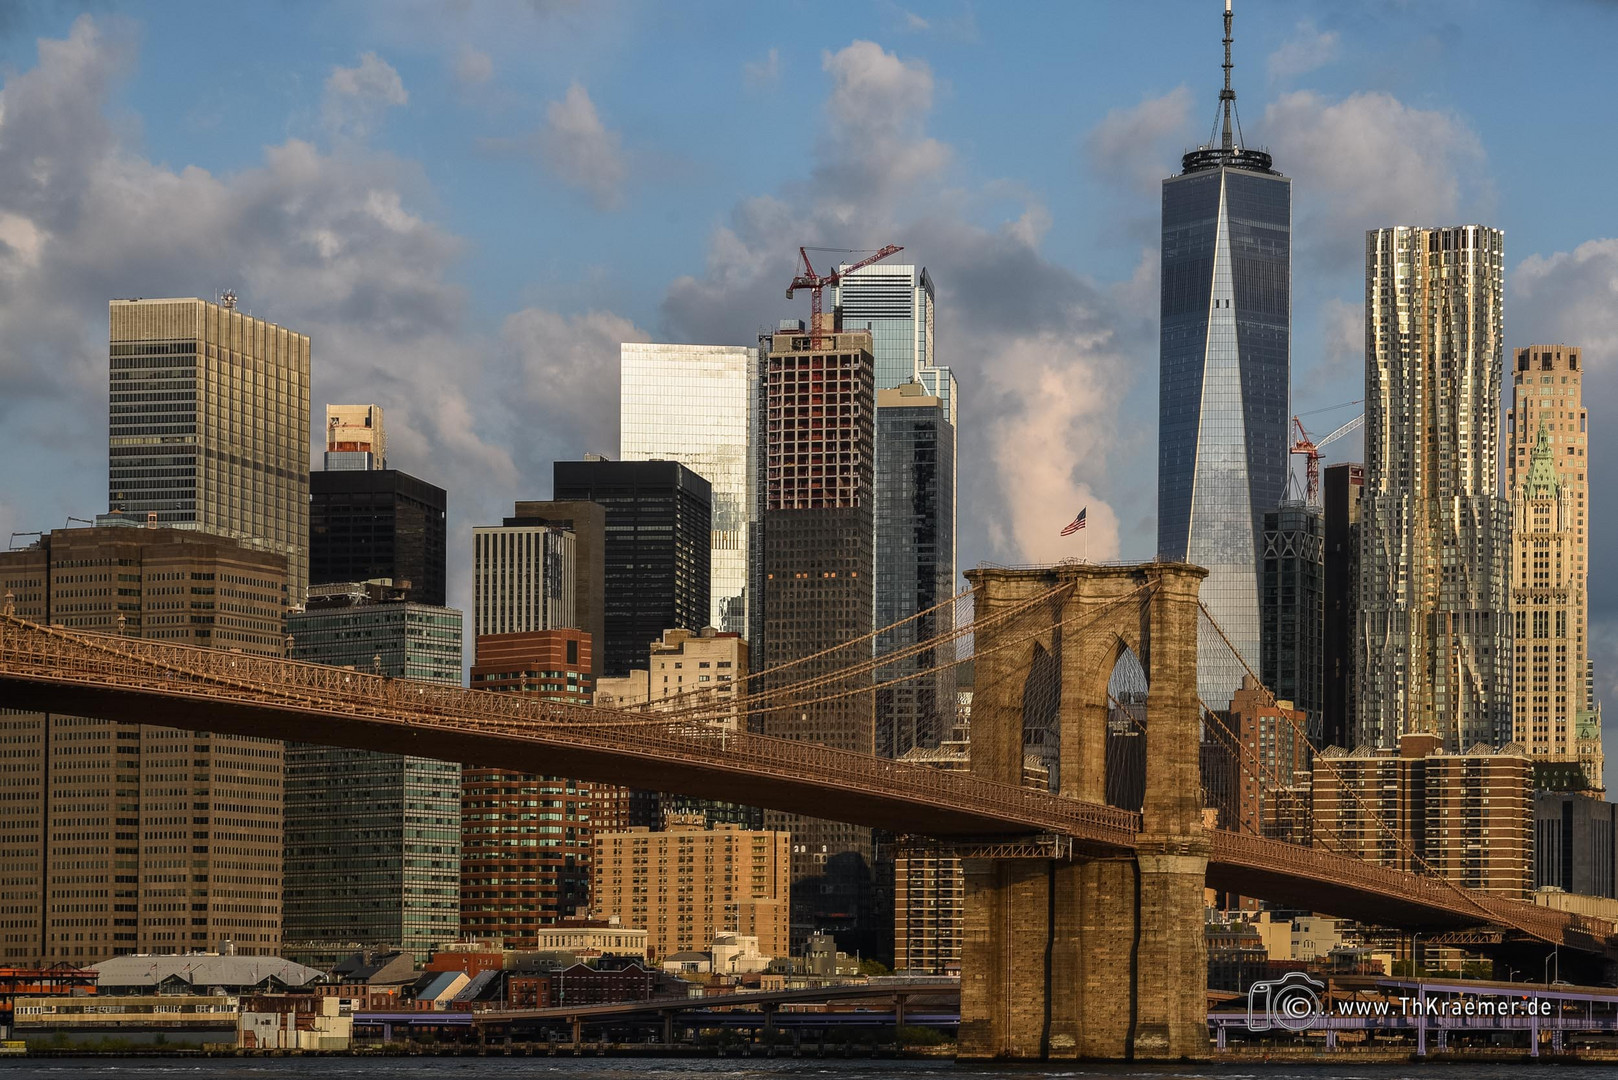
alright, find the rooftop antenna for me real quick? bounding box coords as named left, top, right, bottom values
left=1221, top=0, right=1235, bottom=153
left=220, top=289, right=238, bottom=311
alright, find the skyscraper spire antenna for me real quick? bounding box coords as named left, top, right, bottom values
left=1181, top=0, right=1271, bottom=175
left=1220, top=0, right=1235, bottom=153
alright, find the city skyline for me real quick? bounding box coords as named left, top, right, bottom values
left=1, top=3, right=1617, bottom=788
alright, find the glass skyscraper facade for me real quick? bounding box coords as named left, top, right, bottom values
left=284, top=584, right=464, bottom=961
left=875, top=383, right=956, bottom=757
left=1359, top=225, right=1509, bottom=752
left=552, top=459, right=712, bottom=680
left=836, top=263, right=935, bottom=389
left=1158, top=138, right=1290, bottom=704
left=841, top=261, right=961, bottom=645
left=106, top=297, right=311, bottom=603
left=620, top=343, right=756, bottom=636
left=310, top=469, right=447, bottom=606
left=1260, top=501, right=1323, bottom=739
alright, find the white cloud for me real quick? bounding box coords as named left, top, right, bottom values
left=323, top=51, right=408, bottom=138
left=453, top=44, right=494, bottom=86
left=1263, top=90, right=1487, bottom=266
left=1267, top=22, right=1339, bottom=82
left=1513, top=238, right=1618, bottom=363
left=537, top=82, right=628, bottom=211
left=815, top=41, right=949, bottom=214
left=1086, top=86, right=1194, bottom=193
left=0, top=16, right=650, bottom=644
left=663, top=39, right=1149, bottom=569
left=499, top=308, right=649, bottom=461
left=743, top=47, right=780, bottom=90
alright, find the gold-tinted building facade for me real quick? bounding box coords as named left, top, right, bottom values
left=0, top=527, right=287, bottom=964
left=107, top=298, right=310, bottom=603
left=591, top=814, right=789, bottom=962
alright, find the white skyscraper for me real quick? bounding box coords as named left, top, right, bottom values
left=620, top=343, right=755, bottom=635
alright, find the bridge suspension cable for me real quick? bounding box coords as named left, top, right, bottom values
left=1194, top=600, right=1530, bottom=936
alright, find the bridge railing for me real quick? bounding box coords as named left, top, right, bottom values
left=3, top=615, right=1611, bottom=947
left=1214, top=830, right=1611, bottom=943
left=0, top=616, right=1142, bottom=843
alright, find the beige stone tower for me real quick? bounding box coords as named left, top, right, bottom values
left=1508, top=345, right=1599, bottom=789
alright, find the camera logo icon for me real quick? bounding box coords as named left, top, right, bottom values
left=1245, top=970, right=1325, bottom=1032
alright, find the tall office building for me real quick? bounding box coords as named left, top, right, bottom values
left=105, top=297, right=310, bottom=602
left=838, top=261, right=960, bottom=587
left=1507, top=345, right=1599, bottom=789
left=464, top=629, right=601, bottom=945
left=760, top=318, right=879, bottom=952
left=0, top=527, right=287, bottom=964
left=1259, top=501, right=1323, bottom=736
left=834, top=263, right=935, bottom=390
left=620, top=344, right=757, bottom=635
left=471, top=519, right=577, bottom=639
left=874, top=383, right=956, bottom=757
left=553, top=460, right=712, bottom=680
left=310, top=471, right=447, bottom=608
left=310, top=403, right=446, bottom=607
left=1359, top=226, right=1509, bottom=751
left=506, top=501, right=608, bottom=679
left=1534, top=791, right=1617, bottom=898
left=1157, top=6, right=1290, bottom=701
left=284, top=582, right=463, bottom=962
left=1321, top=463, right=1363, bottom=750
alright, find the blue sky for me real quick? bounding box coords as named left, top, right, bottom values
left=3, top=0, right=1618, bottom=778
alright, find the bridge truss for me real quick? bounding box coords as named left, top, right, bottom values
left=0, top=569, right=1610, bottom=953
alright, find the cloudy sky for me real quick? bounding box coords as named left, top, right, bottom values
left=3, top=0, right=1618, bottom=779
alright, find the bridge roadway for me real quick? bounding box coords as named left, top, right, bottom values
left=0, top=615, right=1610, bottom=950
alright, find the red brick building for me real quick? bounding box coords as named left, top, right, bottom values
left=464, top=631, right=627, bottom=946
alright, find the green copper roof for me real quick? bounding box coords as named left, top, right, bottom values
left=1525, top=420, right=1561, bottom=497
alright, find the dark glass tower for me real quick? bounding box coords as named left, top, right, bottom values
left=552, top=459, right=712, bottom=680
left=1158, top=2, right=1290, bottom=702
left=1321, top=462, right=1363, bottom=750
left=874, top=383, right=955, bottom=758
left=1260, top=501, right=1323, bottom=738
left=309, top=470, right=447, bottom=606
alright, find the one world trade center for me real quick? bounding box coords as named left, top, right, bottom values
left=1158, top=0, right=1290, bottom=703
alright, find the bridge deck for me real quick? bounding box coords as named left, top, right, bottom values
left=0, top=616, right=1609, bottom=950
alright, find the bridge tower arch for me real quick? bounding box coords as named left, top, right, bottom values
left=959, top=562, right=1209, bottom=1061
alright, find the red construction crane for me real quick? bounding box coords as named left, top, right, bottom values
left=786, top=244, right=903, bottom=345
left=1290, top=411, right=1364, bottom=505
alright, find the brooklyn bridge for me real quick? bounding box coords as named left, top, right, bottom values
left=1, top=560, right=1613, bottom=1061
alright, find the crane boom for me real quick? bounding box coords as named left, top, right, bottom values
left=1315, top=413, right=1363, bottom=450
left=1289, top=411, right=1363, bottom=506
left=785, top=244, right=904, bottom=345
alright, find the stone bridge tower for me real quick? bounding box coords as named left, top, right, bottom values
left=959, top=563, right=1209, bottom=1060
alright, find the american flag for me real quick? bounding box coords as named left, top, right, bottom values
left=1060, top=507, right=1087, bottom=536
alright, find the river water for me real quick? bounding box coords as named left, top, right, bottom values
left=0, top=1061, right=1610, bottom=1079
